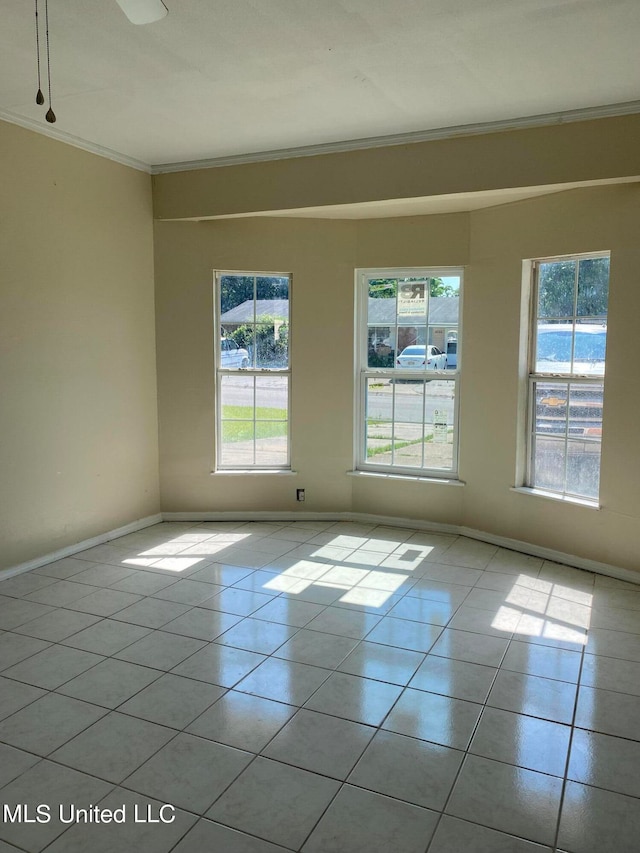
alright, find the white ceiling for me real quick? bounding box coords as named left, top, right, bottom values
left=1, top=0, right=639, bottom=172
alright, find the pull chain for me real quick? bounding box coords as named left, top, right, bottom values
left=44, top=0, right=56, bottom=123
left=35, top=0, right=44, bottom=105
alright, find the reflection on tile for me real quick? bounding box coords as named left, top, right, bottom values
left=161, top=607, right=242, bottom=641
left=305, top=605, right=382, bottom=639
left=274, top=628, right=358, bottom=669
left=586, top=627, right=640, bottom=662
left=236, top=657, right=329, bottom=705
left=575, top=685, right=640, bottom=741
left=388, top=596, right=455, bottom=626
left=382, top=687, right=482, bottom=749
left=250, top=597, right=325, bottom=627
left=568, top=728, right=640, bottom=799
left=114, top=631, right=206, bottom=671
left=305, top=671, right=403, bottom=727
left=365, top=616, right=442, bottom=653
left=2, top=523, right=638, bottom=853
left=264, top=709, right=374, bottom=779
left=338, top=641, right=424, bottom=686
left=120, top=673, right=225, bottom=729
left=558, top=781, right=640, bottom=853
left=580, top=653, right=640, bottom=696
left=447, top=754, right=563, bottom=846
left=502, top=640, right=582, bottom=683
left=409, top=655, right=496, bottom=703
left=430, top=628, right=508, bottom=667
left=470, top=706, right=570, bottom=776
left=448, top=604, right=519, bottom=637
left=488, top=669, right=578, bottom=724
left=216, top=617, right=297, bottom=654
left=349, top=729, right=463, bottom=810
left=302, top=784, right=438, bottom=853
left=172, top=644, right=265, bottom=688
left=187, top=689, right=295, bottom=752
left=207, top=757, right=340, bottom=850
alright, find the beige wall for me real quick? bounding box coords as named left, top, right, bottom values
left=0, top=121, right=160, bottom=570
left=155, top=184, right=640, bottom=573
left=153, top=115, right=640, bottom=220
left=464, top=184, right=640, bottom=570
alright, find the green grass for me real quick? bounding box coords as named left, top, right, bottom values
left=221, top=406, right=287, bottom=443
left=367, top=436, right=432, bottom=458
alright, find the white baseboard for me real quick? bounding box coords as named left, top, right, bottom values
left=162, top=509, right=639, bottom=585
left=3, top=509, right=637, bottom=587
left=0, top=514, right=163, bottom=581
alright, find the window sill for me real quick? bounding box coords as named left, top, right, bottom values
left=211, top=469, right=298, bottom=476
left=510, top=486, right=600, bottom=509
left=348, top=470, right=465, bottom=486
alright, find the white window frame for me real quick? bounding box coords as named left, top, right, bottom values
left=214, top=270, right=292, bottom=472
left=355, top=267, right=463, bottom=479
left=525, top=252, right=609, bottom=502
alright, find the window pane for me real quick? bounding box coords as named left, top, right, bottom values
left=533, top=436, right=566, bottom=492
left=568, top=382, right=604, bottom=438
left=574, top=320, right=606, bottom=376
left=535, top=382, right=568, bottom=436
left=216, top=272, right=291, bottom=470
left=255, top=276, right=289, bottom=368
left=360, top=270, right=461, bottom=477
left=220, top=420, right=255, bottom=467
left=529, top=254, right=608, bottom=500
left=537, top=260, right=575, bottom=318
left=366, top=378, right=393, bottom=466
left=256, top=376, right=288, bottom=419
left=577, top=257, right=609, bottom=318
left=566, top=439, right=601, bottom=499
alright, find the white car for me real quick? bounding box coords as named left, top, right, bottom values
left=220, top=338, right=250, bottom=367
left=536, top=323, right=606, bottom=375
left=396, top=345, right=447, bottom=371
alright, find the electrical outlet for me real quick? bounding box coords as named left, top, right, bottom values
left=296, top=488, right=305, bottom=502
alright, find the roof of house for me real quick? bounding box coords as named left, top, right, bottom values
left=221, top=296, right=459, bottom=325
left=367, top=296, right=459, bottom=326
left=220, top=300, right=290, bottom=323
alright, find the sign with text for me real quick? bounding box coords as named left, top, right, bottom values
left=397, top=281, right=428, bottom=317
left=433, top=408, right=448, bottom=443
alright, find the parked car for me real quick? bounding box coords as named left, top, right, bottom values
left=396, top=345, right=447, bottom=371
left=220, top=338, right=250, bottom=367
left=536, top=323, right=606, bottom=375
left=535, top=324, right=606, bottom=437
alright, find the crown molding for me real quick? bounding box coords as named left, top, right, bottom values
left=151, top=99, right=640, bottom=175
left=3, top=99, right=640, bottom=178
left=0, top=108, right=150, bottom=173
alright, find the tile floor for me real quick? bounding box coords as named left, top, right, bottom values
left=0, top=520, right=639, bottom=852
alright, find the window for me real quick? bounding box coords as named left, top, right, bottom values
left=214, top=272, right=291, bottom=470
left=526, top=253, right=609, bottom=501
left=356, top=268, right=462, bottom=477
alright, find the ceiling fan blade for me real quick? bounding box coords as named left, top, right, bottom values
left=115, top=0, right=167, bottom=25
